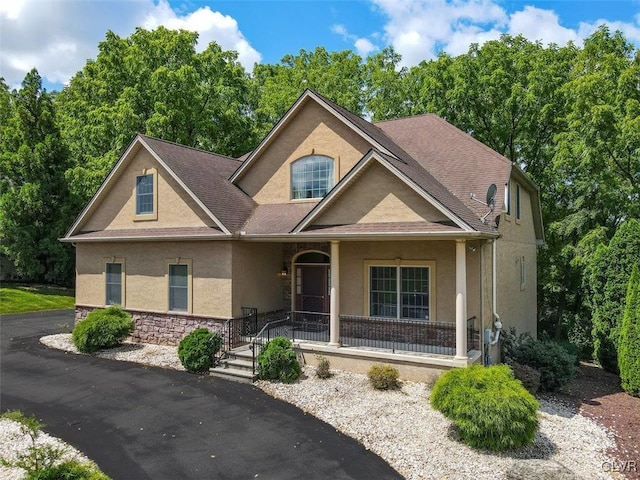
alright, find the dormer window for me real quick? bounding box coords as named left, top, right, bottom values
left=291, top=155, right=334, bottom=200
left=136, top=174, right=154, bottom=214
left=134, top=168, right=158, bottom=220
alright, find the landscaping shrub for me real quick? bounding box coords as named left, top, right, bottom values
left=430, top=365, right=539, bottom=451
left=257, top=337, right=301, bottom=383
left=503, top=330, right=576, bottom=392
left=618, top=265, right=640, bottom=397
left=508, top=361, right=541, bottom=394
left=315, top=355, right=332, bottom=379
left=586, top=219, right=640, bottom=373
left=178, top=328, right=221, bottom=373
left=28, top=460, right=111, bottom=480
left=71, top=306, right=134, bottom=353
left=368, top=364, right=400, bottom=390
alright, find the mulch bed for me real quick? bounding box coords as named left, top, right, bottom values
left=554, top=362, right=640, bottom=480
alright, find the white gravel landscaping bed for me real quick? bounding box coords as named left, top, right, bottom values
left=257, top=367, right=616, bottom=480
left=0, top=418, right=93, bottom=480
left=40, top=333, right=185, bottom=370
left=36, top=334, right=616, bottom=480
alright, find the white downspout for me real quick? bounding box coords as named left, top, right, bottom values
left=490, top=239, right=502, bottom=345
left=484, top=239, right=502, bottom=365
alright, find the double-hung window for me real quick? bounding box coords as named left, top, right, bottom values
left=367, top=261, right=434, bottom=320
left=136, top=174, right=154, bottom=215
left=104, top=258, right=125, bottom=306
left=166, top=259, right=192, bottom=312
left=291, top=155, right=334, bottom=199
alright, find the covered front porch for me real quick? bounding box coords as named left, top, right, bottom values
left=226, top=236, right=491, bottom=377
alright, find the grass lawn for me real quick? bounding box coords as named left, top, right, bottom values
left=0, top=284, right=75, bottom=314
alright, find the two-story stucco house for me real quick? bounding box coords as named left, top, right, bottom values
left=62, top=90, right=543, bottom=380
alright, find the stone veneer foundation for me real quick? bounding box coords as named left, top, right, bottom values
left=75, top=306, right=226, bottom=346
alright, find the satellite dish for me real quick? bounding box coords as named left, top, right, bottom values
left=486, top=183, right=497, bottom=210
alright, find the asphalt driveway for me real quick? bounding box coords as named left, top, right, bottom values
left=0, top=311, right=402, bottom=480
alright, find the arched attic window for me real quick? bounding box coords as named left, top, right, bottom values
left=291, top=155, right=334, bottom=200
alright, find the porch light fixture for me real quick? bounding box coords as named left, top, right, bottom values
left=278, top=265, right=288, bottom=278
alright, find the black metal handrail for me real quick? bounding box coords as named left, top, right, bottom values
left=249, top=316, right=291, bottom=376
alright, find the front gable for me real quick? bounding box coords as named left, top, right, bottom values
left=70, top=140, right=221, bottom=236
left=311, top=161, right=450, bottom=227
left=233, top=94, right=376, bottom=204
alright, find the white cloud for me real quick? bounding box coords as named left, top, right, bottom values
left=371, top=0, right=640, bottom=66
left=143, top=0, right=261, bottom=68
left=0, top=0, right=260, bottom=89
left=355, top=38, right=377, bottom=56
left=330, top=23, right=378, bottom=57
left=508, top=6, right=578, bottom=44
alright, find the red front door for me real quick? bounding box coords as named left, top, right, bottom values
left=295, top=265, right=329, bottom=313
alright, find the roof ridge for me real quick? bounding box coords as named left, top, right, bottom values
left=138, top=133, right=243, bottom=163
left=373, top=112, right=438, bottom=124
left=309, top=90, right=411, bottom=164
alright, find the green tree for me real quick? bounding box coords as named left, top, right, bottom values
left=56, top=27, right=256, bottom=206
left=363, top=47, right=409, bottom=121
left=619, top=265, right=640, bottom=396
left=586, top=219, right=640, bottom=372
left=0, top=69, right=74, bottom=284
left=251, top=47, right=365, bottom=136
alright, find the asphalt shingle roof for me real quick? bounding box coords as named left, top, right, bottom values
left=140, top=135, right=256, bottom=233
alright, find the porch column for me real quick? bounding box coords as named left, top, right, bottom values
left=455, top=239, right=468, bottom=360
left=329, top=240, right=340, bottom=346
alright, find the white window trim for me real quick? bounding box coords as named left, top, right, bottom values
left=103, top=257, right=126, bottom=307
left=289, top=154, right=336, bottom=201
left=515, top=183, right=522, bottom=223
left=363, top=259, right=436, bottom=321
left=504, top=180, right=512, bottom=221
left=520, top=255, right=527, bottom=290
left=134, top=167, right=158, bottom=221
left=165, top=258, right=193, bottom=313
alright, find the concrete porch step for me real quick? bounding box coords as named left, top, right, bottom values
left=209, top=366, right=256, bottom=383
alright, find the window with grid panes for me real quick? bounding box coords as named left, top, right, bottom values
left=291, top=155, right=334, bottom=199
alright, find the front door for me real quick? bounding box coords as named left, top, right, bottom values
left=295, top=265, right=330, bottom=313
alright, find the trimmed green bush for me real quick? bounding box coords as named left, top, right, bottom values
left=28, top=460, right=111, bottom=480
left=503, top=330, right=576, bottom=392
left=508, top=361, right=541, bottom=394
left=586, top=219, right=640, bottom=373
left=430, top=365, right=539, bottom=451
left=619, top=265, right=640, bottom=397
left=257, top=337, right=301, bottom=383
left=72, top=306, right=134, bottom=353
left=368, top=364, right=400, bottom=390
left=315, top=355, right=332, bottom=379
left=178, top=328, right=221, bottom=373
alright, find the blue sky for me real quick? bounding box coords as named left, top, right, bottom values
left=1, top=0, right=640, bottom=91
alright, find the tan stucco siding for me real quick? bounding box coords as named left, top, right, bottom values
left=75, top=241, right=233, bottom=318
left=232, top=242, right=284, bottom=316
left=312, top=162, right=449, bottom=226
left=496, top=241, right=537, bottom=336
left=338, top=240, right=481, bottom=323
left=497, top=178, right=538, bottom=336
left=82, top=149, right=214, bottom=232
left=238, top=101, right=372, bottom=204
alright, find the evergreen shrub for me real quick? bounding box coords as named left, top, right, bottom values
left=430, top=365, right=539, bottom=451
left=71, top=306, right=134, bottom=353
left=178, top=328, right=221, bottom=373
left=503, top=330, right=576, bottom=392
left=28, top=460, right=111, bottom=480
left=315, top=356, right=332, bottom=379
left=257, top=337, right=301, bottom=383
left=618, top=265, right=640, bottom=397
left=368, top=364, right=400, bottom=390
